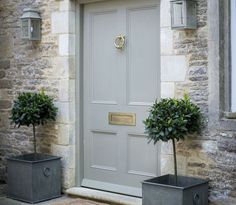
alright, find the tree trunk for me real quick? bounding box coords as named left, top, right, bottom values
left=172, top=138, right=177, bottom=185
left=33, top=124, right=37, bottom=154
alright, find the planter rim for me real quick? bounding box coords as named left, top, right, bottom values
left=7, top=153, right=61, bottom=164
left=142, top=174, right=209, bottom=190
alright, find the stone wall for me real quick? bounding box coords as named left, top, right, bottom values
left=160, top=0, right=208, bottom=174
left=0, top=0, right=76, bottom=191
left=160, top=1, right=236, bottom=204
left=0, top=0, right=235, bottom=204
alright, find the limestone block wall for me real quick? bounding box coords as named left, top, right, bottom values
left=0, top=0, right=76, bottom=190
left=160, top=1, right=236, bottom=204
left=160, top=0, right=208, bottom=175
left=0, top=0, right=235, bottom=204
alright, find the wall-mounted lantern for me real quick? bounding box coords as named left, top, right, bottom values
left=170, top=0, right=197, bottom=30
left=20, top=8, right=41, bottom=40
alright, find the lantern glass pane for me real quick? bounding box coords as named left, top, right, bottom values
left=186, top=1, right=197, bottom=28
left=172, top=2, right=184, bottom=27
left=21, top=19, right=29, bottom=38
left=31, top=19, right=40, bottom=40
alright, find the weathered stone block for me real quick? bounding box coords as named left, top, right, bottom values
left=188, top=162, right=206, bottom=168
left=51, top=11, right=75, bottom=34
left=0, top=37, right=12, bottom=58
left=161, top=141, right=173, bottom=155
left=59, top=79, right=75, bottom=102
left=218, top=139, right=236, bottom=153
left=0, top=71, right=5, bottom=79
left=0, top=60, right=10, bottom=69
left=189, top=75, right=208, bottom=81
left=161, top=28, right=173, bottom=55
left=0, top=100, right=12, bottom=109
left=59, top=79, right=69, bottom=102
left=51, top=144, right=75, bottom=169
left=55, top=102, right=75, bottom=124
left=189, top=66, right=207, bottom=76
left=161, top=154, right=187, bottom=176
left=161, top=82, right=175, bottom=98
left=52, top=57, right=75, bottom=79
left=0, top=80, right=12, bottom=89
left=59, top=0, right=75, bottom=11
left=52, top=57, right=69, bottom=77
left=57, top=124, right=70, bottom=145
left=59, top=34, right=75, bottom=56
left=161, top=56, right=187, bottom=82
left=160, top=0, right=171, bottom=28
left=62, top=167, right=75, bottom=189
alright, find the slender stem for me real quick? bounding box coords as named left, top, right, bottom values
left=172, top=138, right=177, bottom=186
left=33, top=124, right=37, bottom=154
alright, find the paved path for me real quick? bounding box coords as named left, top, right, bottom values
left=0, top=196, right=111, bottom=205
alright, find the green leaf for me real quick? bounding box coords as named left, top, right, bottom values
left=143, top=95, right=203, bottom=144
left=10, top=92, right=58, bottom=128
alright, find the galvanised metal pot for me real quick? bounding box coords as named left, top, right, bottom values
left=142, top=174, right=209, bottom=205
left=7, top=153, right=61, bottom=204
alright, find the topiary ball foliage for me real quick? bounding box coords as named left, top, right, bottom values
left=144, top=95, right=202, bottom=144
left=10, top=91, right=58, bottom=128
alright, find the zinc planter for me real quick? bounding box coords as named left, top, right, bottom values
left=142, top=175, right=209, bottom=205
left=7, top=153, right=61, bottom=204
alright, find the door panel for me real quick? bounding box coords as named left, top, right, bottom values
left=127, top=133, right=158, bottom=177
left=91, top=10, right=119, bottom=104
left=127, top=6, right=160, bottom=105
left=90, top=130, right=118, bottom=171
left=83, top=0, right=160, bottom=197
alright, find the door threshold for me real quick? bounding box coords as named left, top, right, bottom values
left=81, top=179, right=142, bottom=197
left=66, top=187, right=142, bottom=205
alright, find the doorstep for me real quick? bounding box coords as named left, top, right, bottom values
left=66, top=187, right=142, bottom=205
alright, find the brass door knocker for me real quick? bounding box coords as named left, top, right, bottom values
left=114, top=34, right=126, bottom=49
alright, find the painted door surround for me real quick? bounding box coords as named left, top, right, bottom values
left=82, top=0, right=160, bottom=196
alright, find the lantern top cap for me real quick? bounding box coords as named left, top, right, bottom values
left=20, top=8, right=41, bottom=19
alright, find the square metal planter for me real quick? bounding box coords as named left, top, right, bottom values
left=7, top=153, right=61, bottom=204
left=142, top=174, right=209, bottom=205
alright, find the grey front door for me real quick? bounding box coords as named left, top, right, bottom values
left=82, top=0, right=160, bottom=196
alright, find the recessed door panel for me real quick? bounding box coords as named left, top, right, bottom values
left=90, top=10, right=119, bottom=104
left=127, top=6, right=160, bottom=106
left=90, top=130, right=118, bottom=172
left=127, top=133, right=158, bottom=177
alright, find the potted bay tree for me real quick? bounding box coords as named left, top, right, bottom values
left=7, top=90, right=61, bottom=203
left=142, top=95, right=208, bottom=205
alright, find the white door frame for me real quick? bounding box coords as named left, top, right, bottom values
left=75, top=0, right=161, bottom=188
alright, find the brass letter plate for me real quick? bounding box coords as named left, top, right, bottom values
left=109, top=112, right=136, bottom=126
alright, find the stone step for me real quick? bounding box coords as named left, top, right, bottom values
left=66, top=187, right=142, bottom=205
